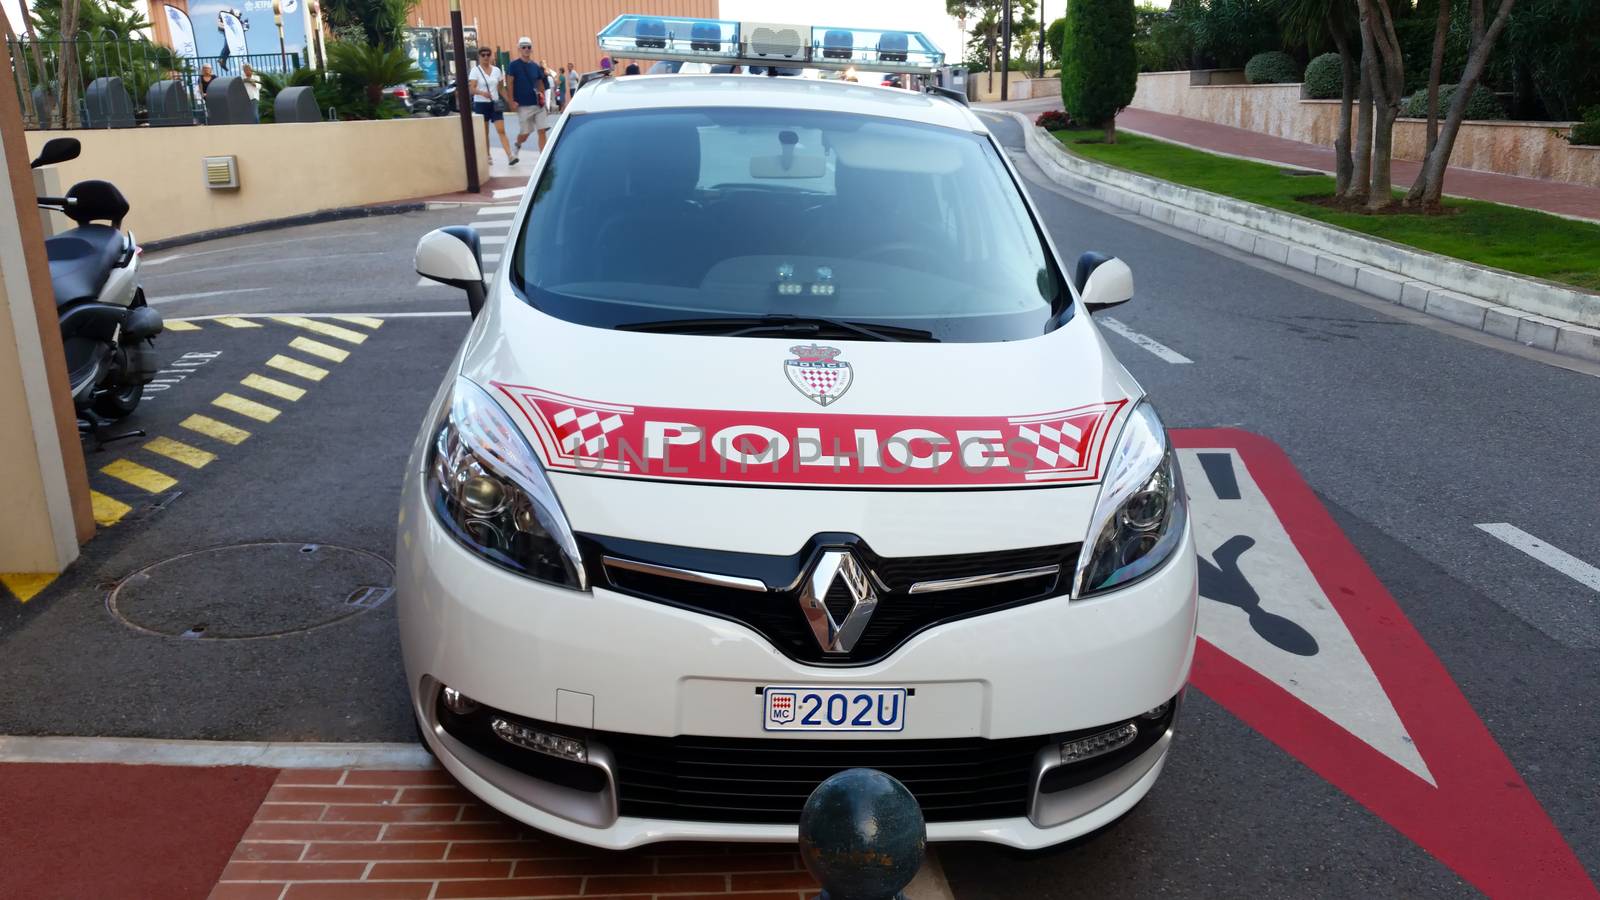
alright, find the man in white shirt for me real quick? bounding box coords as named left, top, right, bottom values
left=468, top=47, right=518, bottom=165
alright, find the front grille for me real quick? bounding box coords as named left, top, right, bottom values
left=583, top=534, right=1079, bottom=666
left=606, top=731, right=1045, bottom=824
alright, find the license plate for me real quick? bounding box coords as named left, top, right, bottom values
left=762, top=686, right=907, bottom=733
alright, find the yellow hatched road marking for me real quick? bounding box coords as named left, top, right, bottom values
left=144, top=436, right=216, bottom=469
left=274, top=316, right=367, bottom=344
left=289, top=336, right=349, bottom=363
left=91, top=491, right=132, bottom=526
left=213, top=392, right=280, bottom=422
left=267, top=354, right=329, bottom=381
left=215, top=316, right=261, bottom=328
left=331, top=314, right=384, bottom=329
left=182, top=414, right=251, bottom=445
left=164, top=320, right=202, bottom=332
left=101, top=458, right=178, bottom=493
left=1, top=572, right=57, bottom=603
left=242, top=373, right=307, bottom=401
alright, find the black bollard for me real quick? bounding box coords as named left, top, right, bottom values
left=798, top=768, right=926, bottom=900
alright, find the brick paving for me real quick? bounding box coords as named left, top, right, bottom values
left=210, top=768, right=821, bottom=900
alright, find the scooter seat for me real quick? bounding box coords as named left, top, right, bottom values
left=46, top=224, right=124, bottom=305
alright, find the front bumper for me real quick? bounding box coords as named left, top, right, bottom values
left=396, top=475, right=1198, bottom=849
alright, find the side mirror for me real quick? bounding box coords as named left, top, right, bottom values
left=1075, top=251, right=1133, bottom=312
left=415, top=226, right=486, bottom=317
left=30, top=137, right=81, bottom=169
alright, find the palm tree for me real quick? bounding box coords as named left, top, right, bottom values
left=328, top=40, right=421, bottom=106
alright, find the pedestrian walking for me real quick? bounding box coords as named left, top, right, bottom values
left=469, top=48, right=518, bottom=165
left=624, top=61, right=640, bottom=75
left=506, top=37, right=549, bottom=155
left=566, top=63, right=579, bottom=103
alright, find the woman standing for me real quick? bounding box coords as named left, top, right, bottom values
left=468, top=48, right=518, bottom=165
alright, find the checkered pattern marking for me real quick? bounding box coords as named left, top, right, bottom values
left=1017, top=419, right=1086, bottom=468
left=551, top=407, right=625, bottom=455
left=801, top=369, right=840, bottom=392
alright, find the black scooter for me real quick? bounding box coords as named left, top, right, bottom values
left=31, top=137, right=163, bottom=443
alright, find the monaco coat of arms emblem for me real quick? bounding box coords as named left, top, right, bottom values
left=784, top=344, right=853, bottom=407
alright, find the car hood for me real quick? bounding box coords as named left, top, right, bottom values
left=455, top=300, right=1143, bottom=554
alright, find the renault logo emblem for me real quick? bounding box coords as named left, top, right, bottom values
left=799, top=550, right=878, bottom=654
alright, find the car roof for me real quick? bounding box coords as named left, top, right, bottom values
left=566, top=74, right=982, bottom=132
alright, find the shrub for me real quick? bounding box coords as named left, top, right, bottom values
left=1035, top=109, right=1073, bottom=129
left=1401, top=83, right=1506, bottom=120
left=1302, top=52, right=1343, bottom=99
left=1566, top=108, right=1600, bottom=146
left=1060, top=0, right=1138, bottom=135
left=1245, top=51, right=1301, bottom=85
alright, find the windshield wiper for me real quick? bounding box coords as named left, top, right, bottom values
left=619, top=315, right=937, bottom=343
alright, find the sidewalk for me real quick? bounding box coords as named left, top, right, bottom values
left=1, top=761, right=825, bottom=900
left=980, top=98, right=1600, bottom=222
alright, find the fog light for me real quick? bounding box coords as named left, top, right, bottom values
left=441, top=686, right=478, bottom=715
left=1060, top=722, right=1138, bottom=764
left=491, top=718, right=588, bottom=763
left=1141, top=701, right=1171, bottom=720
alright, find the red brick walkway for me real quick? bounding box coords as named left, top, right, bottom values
left=1114, top=107, right=1600, bottom=222
left=211, top=768, right=821, bottom=900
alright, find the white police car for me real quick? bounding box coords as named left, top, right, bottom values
left=402, top=15, right=1197, bottom=850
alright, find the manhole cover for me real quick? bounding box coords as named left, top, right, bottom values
left=109, top=542, right=395, bottom=639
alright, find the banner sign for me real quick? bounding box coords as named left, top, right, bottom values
left=163, top=5, right=198, bottom=59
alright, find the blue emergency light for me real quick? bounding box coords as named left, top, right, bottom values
left=596, top=15, right=944, bottom=75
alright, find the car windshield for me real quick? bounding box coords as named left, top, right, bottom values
left=509, top=106, right=1067, bottom=342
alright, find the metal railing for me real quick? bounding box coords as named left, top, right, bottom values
left=6, top=33, right=309, bottom=129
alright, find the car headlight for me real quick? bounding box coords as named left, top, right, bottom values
left=1072, top=401, right=1185, bottom=598
left=427, top=377, right=587, bottom=590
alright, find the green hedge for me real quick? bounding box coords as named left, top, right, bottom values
left=1303, top=52, right=1342, bottom=99
left=1244, top=51, right=1301, bottom=85
left=1565, top=108, right=1600, bottom=146
left=1401, top=84, right=1506, bottom=120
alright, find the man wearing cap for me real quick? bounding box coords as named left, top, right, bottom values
left=506, top=37, right=549, bottom=155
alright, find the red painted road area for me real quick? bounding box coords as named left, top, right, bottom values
left=0, top=431, right=1593, bottom=898
left=1176, top=429, right=1597, bottom=899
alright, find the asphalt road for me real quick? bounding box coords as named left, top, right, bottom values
left=2, top=118, right=1596, bottom=897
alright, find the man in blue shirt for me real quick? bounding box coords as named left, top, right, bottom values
left=506, top=37, right=549, bottom=155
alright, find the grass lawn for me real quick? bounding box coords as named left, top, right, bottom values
left=1050, top=128, right=1600, bottom=293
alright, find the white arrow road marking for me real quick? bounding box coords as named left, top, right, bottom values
left=1476, top=524, right=1600, bottom=593
left=476, top=204, right=517, bottom=217
left=1179, top=448, right=1434, bottom=783
left=1099, top=317, right=1194, bottom=364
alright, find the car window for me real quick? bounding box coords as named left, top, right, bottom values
left=511, top=106, right=1067, bottom=342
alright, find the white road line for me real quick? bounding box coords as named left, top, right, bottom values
left=491, top=186, right=525, bottom=199
left=1099, top=317, right=1194, bottom=364
left=479, top=234, right=507, bottom=246
left=481, top=252, right=501, bottom=263
left=476, top=205, right=517, bottom=217
left=473, top=218, right=512, bottom=232
left=148, top=287, right=271, bottom=304
left=1476, top=524, right=1600, bottom=593
left=142, top=231, right=381, bottom=266
left=0, top=735, right=433, bottom=768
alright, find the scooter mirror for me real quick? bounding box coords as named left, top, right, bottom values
left=30, top=137, right=81, bottom=169
left=415, top=226, right=487, bottom=317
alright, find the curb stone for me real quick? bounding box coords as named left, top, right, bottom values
left=1011, top=113, right=1600, bottom=364
left=139, top=202, right=426, bottom=252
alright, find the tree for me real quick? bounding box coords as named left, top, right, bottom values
left=327, top=41, right=421, bottom=106
left=1045, top=17, right=1065, bottom=67
left=323, top=0, right=418, bottom=49
left=1061, top=0, right=1139, bottom=143
left=1405, top=0, right=1519, bottom=209
left=1270, top=0, right=1359, bottom=198
left=1355, top=0, right=1406, bottom=209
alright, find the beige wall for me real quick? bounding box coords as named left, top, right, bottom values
left=1129, top=71, right=1598, bottom=189
left=969, top=71, right=1058, bottom=103
left=25, top=116, right=490, bottom=244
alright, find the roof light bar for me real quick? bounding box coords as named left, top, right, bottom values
left=596, top=15, right=944, bottom=75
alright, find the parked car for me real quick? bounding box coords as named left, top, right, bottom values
left=382, top=83, right=414, bottom=113
left=407, top=17, right=1195, bottom=853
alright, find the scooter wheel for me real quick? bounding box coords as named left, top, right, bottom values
left=92, top=382, right=142, bottom=420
